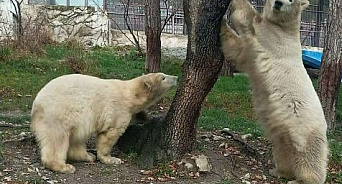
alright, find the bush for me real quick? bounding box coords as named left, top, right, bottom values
left=0, top=45, right=10, bottom=62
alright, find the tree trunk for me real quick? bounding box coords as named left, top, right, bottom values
left=160, top=0, right=231, bottom=158
left=11, top=0, right=24, bottom=41
left=317, top=0, right=342, bottom=133
left=145, top=0, right=161, bottom=73
left=118, top=0, right=231, bottom=168
left=220, top=59, right=235, bottom=76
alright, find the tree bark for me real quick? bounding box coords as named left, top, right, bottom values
left=11, top=0, right=24, bottom=41
left=160, top=0, right=231, bottom=158
left=317, top=0, right=342, bottom=133
left=118, top=0, right=231, bottom=168
left=145, top=0, right=161, bottom=73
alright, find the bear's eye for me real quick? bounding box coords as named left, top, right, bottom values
left=289, top=0, right=292, bottom=2
left=162, top=76, right=166, bottom=81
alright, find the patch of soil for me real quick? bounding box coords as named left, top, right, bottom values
left=1, top=110, right=339, bottom=184
left=0, top=123, right=286, bottom=184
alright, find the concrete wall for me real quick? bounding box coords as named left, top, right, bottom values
left=0, top=2, right=111, bottom=46
left=112, top=30, right=187, bottom=59
left=22, top=5, right=111, bottom=46
left=0, top=0, right=16, bottom=40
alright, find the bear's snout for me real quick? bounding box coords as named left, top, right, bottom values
left=274, top=1, right=283, bottom=10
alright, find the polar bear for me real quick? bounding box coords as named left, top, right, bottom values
left=220, top=0, right=328, bottom=183
left=30, top=73, right=178, bottom=173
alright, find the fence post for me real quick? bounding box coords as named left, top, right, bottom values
left=172, top=13, right=175, bottom=34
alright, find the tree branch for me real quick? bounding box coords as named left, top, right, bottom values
left=161, top=0, right=177, bottom=33
left=122, top=0, right=144, bottom=55
left=92, top=0, right=144, bottom=55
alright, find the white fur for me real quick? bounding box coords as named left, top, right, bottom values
left=220, top=0, right=328, bottom=183
left=31, top=73, right=177, bottom=173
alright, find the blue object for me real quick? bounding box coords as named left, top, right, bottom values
left=302, top=49, right=323, bottom=69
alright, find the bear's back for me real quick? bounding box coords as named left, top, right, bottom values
left=32, top=74, right=122, bottom=119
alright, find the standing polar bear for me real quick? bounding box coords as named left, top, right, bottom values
left=220, top=0, right=328, bottom=183
left=31, top=73, right=178, bottom=173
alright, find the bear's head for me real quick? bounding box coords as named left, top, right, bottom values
left=138, top=72, right=178, bottom=107
left=263, top=0, right=309, bottom=25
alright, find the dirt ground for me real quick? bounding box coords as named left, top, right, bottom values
left=0, top=120, right=288, bottom=184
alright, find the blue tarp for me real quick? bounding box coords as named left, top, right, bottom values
left=302, top=49, right=322, bottom=69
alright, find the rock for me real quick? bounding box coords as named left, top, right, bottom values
left=41, top=176, right=49, bottom=180
left=242, top=181, right=251, bottom=184
left=204, top=138, right=210, bottom=142
left=191, top=154, right=211, bottom=173
left=241, top=173, right=251, bottom=180
left=221, top=128, right=230, bottom=133
left=212, top=135, right=225, bottom=141
left=184, top=162, right=194, bottom=170
left=219, top=143, right=226, bottom=148
left=200, top=134, right=209, bottom=139
left=140, top=170, right=153, bottom=175
left=241, top=133, right=252, bottom=140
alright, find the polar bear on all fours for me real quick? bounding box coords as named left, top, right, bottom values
left=30, top=73, right=178, bottom=173
left=220, top=0, right=328, bottom=184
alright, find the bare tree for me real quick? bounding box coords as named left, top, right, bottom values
left=145, top=0, right=177, bottom=73
left=94, top=0, right=144, bottom=56
left=121, top=0, right=144, bottom=56
left=10, top=0, right=24, bottom=41
left=318, top=0, right=342, bottom=132
left=160, top=0, right=231, bottom=158
left=118, top=0, right=231, bottom=166
left=145, top=0, right=161, bottom=73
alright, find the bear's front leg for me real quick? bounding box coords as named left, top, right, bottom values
left=230, top=0, right=260, bottom=35
left=220, top=18, right=243, bottom=61
left=96, top=127, right=124, bottom=165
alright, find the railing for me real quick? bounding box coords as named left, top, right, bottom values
left=106, top=3, right=185, bottom=34
left=106, top=0, right=327, bottom=47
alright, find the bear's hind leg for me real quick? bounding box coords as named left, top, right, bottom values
left=96, top=128, right=124, bottom=165
left=67, top=137, right=96, bottom=162
left=289, top=133, right=327, bottom=184
left=289, top=158, right=326, bottom=184
left=270, top=142, right=295, bottom=180
left=38, top=128, right=76, bottom=173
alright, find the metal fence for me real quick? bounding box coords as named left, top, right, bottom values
left=106, top=0, right=327, bottom=48
left=106, top=0, right=185, bottom=34
left=250, top=0, right=328, bottom=47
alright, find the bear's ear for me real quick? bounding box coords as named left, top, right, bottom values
left=143, top=78, right=153, bottom=90
left=300, top=0, right=310, bottom=11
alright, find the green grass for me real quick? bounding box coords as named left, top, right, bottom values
left=0, top=114, right=30, bottom=124
left=219, top=179, right=235, bottom=184
left=329, top=130, right=342, bottom=164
